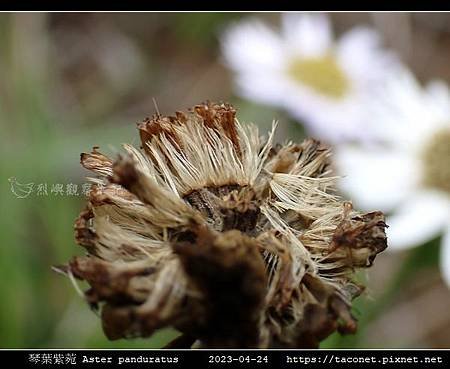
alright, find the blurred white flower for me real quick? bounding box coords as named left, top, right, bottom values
left=221, top=13, right=398, bottom=143
left=336, top=69, right=450, bottom=285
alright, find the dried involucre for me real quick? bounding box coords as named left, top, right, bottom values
left=64, top=102, right=387, bottom=348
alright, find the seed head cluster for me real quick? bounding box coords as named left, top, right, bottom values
left=61, top=102, right=387, bottom=348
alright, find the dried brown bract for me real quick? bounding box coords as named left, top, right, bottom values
left=60, top=102, right=387, bottom=348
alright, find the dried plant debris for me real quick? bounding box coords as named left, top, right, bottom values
left=59, top=102, right=387, bottom=348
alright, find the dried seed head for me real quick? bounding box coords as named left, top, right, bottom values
left=62, top=102, right=387, bottom=348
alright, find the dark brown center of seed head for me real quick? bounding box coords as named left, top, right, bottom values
left=182, top=185, right=263, bottom=235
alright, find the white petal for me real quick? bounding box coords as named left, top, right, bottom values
left=335, top=146, right=419, bottom=212
left=387, top=191, right=450, bottom=251
left=280, top=78, right=371, bottom=143
left=281, top=13, right=332, bottom=57
left=440, top=225, right=450, bottom=287
left=368, top=69, right=450, bottom=148
left=221, top=19, right=286, bottom=74
left=424, top=80, right=450, bottom=131
left=337, top=26, right=392, bottom=81
left=426, top=80, right=450, bottom=109
left=233, top=72, right=289, bottom=106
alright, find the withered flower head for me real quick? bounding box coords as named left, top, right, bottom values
left=62, top=102, right=387, bottom=348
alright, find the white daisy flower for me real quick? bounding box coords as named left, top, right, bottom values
left=335, top=69, right=450, bottom=286
left=221, top=13, right=398, bottom=143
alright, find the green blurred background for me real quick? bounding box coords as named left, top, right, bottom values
left=1, top=12, right=449, bottom=348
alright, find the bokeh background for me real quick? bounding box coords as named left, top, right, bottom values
left=1, top=12, right=450, bottom=348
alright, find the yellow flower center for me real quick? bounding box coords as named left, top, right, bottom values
left=287, top=55, right=349, bottom=99
left=421, top=128, right=450, bottom=195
